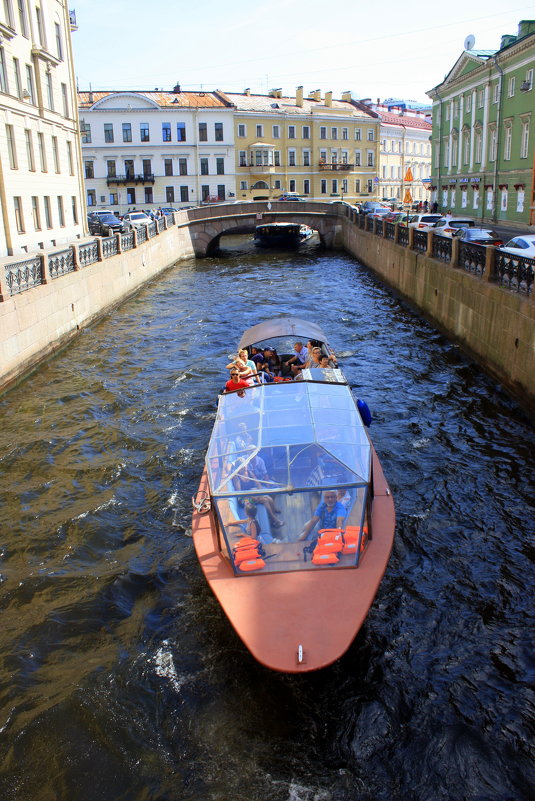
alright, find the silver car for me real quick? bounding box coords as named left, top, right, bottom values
left=121, top=211, right=151, bottom=231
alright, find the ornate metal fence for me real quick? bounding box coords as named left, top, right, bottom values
left=375, top=219, right=384, bottom=237
left=48, top=248, right=75, bottom=279
left=412, top=230, right=428, bottom=253
left=102, top=235, right=118, bottom=259
left=5, top=256, right=43, bottom=296
left=147, top=221, right=157, bottom=238
left=121, top=231, right=134, bottom=251
left=398, top=226, right=409, bottom=247
left=432, top=234, right=452, bottom=262
left=137, top=226, right=147, bottom=244
left=457, top=242, right=487, bottom=276
left=78, top=240, right=99, bottom=267
left=495, top=251, right=534, bottom=295
left=385, top=222, right=396, bottom=241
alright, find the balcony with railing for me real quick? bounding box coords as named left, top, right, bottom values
left=319, top=161, right=354, bottom=172
left=106, top=173, right=155, bottom=186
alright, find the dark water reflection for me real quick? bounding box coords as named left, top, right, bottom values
left=0, top=236, right=533, bottom=801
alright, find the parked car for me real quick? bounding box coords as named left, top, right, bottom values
left=456, top=228, right=503, bottom=247
left=407, top=213, right=443, bottom=230
left=432, top=217, right=475, bottom=237
left=498, top=235, right=535, bottom=258
left=278, top=193, right=306, bottom=202
left=384, top=211, right=405, bottom=223
left=87, top=212, right=124, bottom=236
left=160, top=207, right=178, bottom=215
left=360, top=201, right=389, bottom=215
left=369, top=207, right=391, bottom=220
left=121, top=211, right=151, bottom=231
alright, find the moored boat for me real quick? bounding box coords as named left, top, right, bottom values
left=253, top=222, right=303, bottom=248
left=192, top=317, right=395, bottom=673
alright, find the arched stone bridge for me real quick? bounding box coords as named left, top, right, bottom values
left=179, top=200, right=347, bottom=256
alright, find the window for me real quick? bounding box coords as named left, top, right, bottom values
left=503, top=124, right=512, bottom=160
left=201, top=185, right=209, bottom=201
left=320, top=126, right=326, bottom=139
left=17, top=0, right=28, bottom=36
left=31, top=196, right=41, bottom=230
left=477, top=89, right=484, bottom=108
left=72, top=196, right=78, bottom=224
left=55, top=22, right=63, bottom=59
left=215, top=122, right=223, bottom=141
left=145, top=187, right=153, bottom=204
left=355, top=128, right=361, bottom=141
left=463, top=131, right=470, bottom=165
left=124, top=159, right=134, bottom=179
left=142, top=159, right=151, bottom=178
left=126, top=188, right=135, bottom=204
left=61, top=83, right=69, bottom=117
left=200, top=157, right=209, bottom=175
left=6, top=124, right=16, bottom=168
left=303, top=179, right=310, bottom=194
left=524, top=69, right=533, bottom=91
left=331, top=179, right=338, bottom=194
left=342, top=179, right=348, bottom=193
left=274, top=151, right=280, bottom=166
left=217, top=184, right=225, bottom=200
left=140, top=122, right=149, bottom=141
left=355, top=179, right=361, bottom=192
left=26, top=64, right=35, bottom=103
left=103, top=123, right=114, bottom=143
left=164, top=158, right=173, bottom=176
left=14, top=196, right=24, bottom=231
left=320, top=149, right=327, bottom=163
left=109, top=193, right=118, bottom=206
left=489, top=127, right=497, bottom=162
left=0, top=47, right=8, bottom=93
left=520, top=119, right=530, bottom=159
left=122, top=123, right=132, bottom=142
left=355, top=150, right=361, bottom=166
left=288, top=125, right=295, bottom=139
left=44, top=195, right=52, bottom=226
left=367, top=129, right=374, bottom=141
left=493, top=83, right=499, bottom=103
left=52, top=136, right=60, bottom=172
left=199, top=122, right=207, bottom=141
left=180, top=186, right=189, bottom=202
left=176, top=122, right=186, bottom=141
left=84, top=160, right=94, bottom=179
left=302, top=125, right=310, bottom=139
left=3, top=0, right=14, bottom=27
left=321, top=179, right=327, bottom=193
left=35, top=6, right=46, bottom=47
left=303, top=150, right=310, bottom=167
left=288, top=150, right=296, bottom=166
left=342, top=127, right=348, bottom=140
left=256, top=124, right=263, bottom=137
left=179, top=158, right=187, bottom=175
left=162, top=122, right=171, bottom=142
left=239, top=180, right=247, bottom=190
left=38, top=132, right=46, bottom=171
left=106, top=160, right=116, bottom=177
left=45, top=72, right=54, bottom=110
left=331, top=127, right=337, bottom=140
left=474, top=128, right=482, bottom=163
left=274, top=180, right=281, bottom=189
left=238, top=124, right=246, bottom=137
left=465, top=94, right=472, bottom=113
left=289, top=179, right=296, bottom=192
left=13, top=57, right=22, bottom=99
left=57, top=196, right=64, bottom=226
left=367, top=179, right=373, bottom=193
left=216, top=157, right=224, bottom=175
left=66, top=140, right=73, bottom=175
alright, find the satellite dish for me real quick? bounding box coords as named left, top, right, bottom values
left=464, top=34, right=476, bottom=51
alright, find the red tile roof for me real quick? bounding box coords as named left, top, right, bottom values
left=77, top=90, right=233, bottom=109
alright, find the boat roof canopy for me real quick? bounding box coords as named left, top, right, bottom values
left=238, top=317, right=330, bottom=350
left=207, top=381, right=371, bottom=497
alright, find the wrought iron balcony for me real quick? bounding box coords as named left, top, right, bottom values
left=318, top=162, right=354, bottom=172
left=106, top=173, right=155, bottom=185
left=239, top=163, right=276, bottom=174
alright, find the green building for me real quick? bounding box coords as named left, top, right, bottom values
left=427, top=20, right=535, bottom=229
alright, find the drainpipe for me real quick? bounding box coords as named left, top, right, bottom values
left=491, top=55, right=504, bottom=225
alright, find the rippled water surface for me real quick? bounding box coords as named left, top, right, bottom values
left=0, top=236, right=533, bottom=801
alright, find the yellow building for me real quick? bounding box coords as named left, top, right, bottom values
left=221, top=88, right=380, bottom=202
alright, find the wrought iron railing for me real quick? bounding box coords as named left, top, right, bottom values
left=78, top=240, right=99, bottom=267
left=48, top=249, right=75, bottom=279
left=398, top=226, right=409, bottom=247
left=121, top=232, right=134, bottom=251
left=366, top=216, right=374, bottom=232
left=385, top=222, right=396, bottom=241
left=137, top=226, right=147, bottom=244
left=157, top=217, right=165, bottom=233
left=147, top=221, right=157, bottom=238
left=375, top=219, right=384, bottom=237
left=413, top=230, right=428, bottom=253
left=457, top=242, right=487, bottom=276
left=102, top=235, right=118, bottom=259
left=432, top=234, right=452, bottom=262
left=5, top=256, right=43, bottom=296
left=495, top=251, right=534, bottom=295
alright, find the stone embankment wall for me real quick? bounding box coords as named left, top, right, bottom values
left=342, top=220, right=535, bottom=417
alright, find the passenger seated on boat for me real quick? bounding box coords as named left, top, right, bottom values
left=319, top=354, right=336, bottom=368
left=305, top=347, right=323, bottom=369
left=226, top=502, right=280, bottom=545
left=263, top=346, right=281, bottom=375
left=298, top=490, right=346, bottom=541
left=224, top=370, right=250, bottom=397
left=233, top=459, right=284, bottom=530
left=225, top=354, right=255, bottom=385
left=281, top=341, right=308, bottom=377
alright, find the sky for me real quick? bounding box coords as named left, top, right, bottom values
left=72, top=0, right=534, bottom=104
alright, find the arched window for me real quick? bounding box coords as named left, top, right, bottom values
left=251, top=181, right=268, bottom=190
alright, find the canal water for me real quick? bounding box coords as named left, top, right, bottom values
left=0, top=236, right=533, bottom=801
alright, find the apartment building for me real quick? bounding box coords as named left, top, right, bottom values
left=78, top=86, right=236, bottom=213
left=221, top=87, right=380, bottom=202
left=0, top=1, right=84, bottom=257
left=427, top=20, right=535, bottom=227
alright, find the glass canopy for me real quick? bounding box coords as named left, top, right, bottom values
left=206, top=380, right=371, bottom=498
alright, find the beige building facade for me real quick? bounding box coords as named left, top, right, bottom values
left=221, top=88, right=380, bottom=202
left=0, top=1, right=85, bottom=257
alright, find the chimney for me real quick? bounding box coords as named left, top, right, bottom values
left=268, top=88, right=282, bottom=98
left=325, top=91, right=333, bottom=106
left=341, top=91, right=352, bottom=102
left=172, top=82, right=181, bottom=93
left=309, top=89, right=321, bottom=101
left=296, top=85, right=303, bottom=107
left=89, top=90, right=93, bottom=103
left=244, top=88, right=251, bottom=95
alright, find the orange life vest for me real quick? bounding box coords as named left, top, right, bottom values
left=342, top=525, right=369, bottom=554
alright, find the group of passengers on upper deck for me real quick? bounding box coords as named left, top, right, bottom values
left=224, top=340, right=338, bottom=394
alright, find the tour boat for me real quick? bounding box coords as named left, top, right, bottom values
left=192, top=317, right=395, bottom=673
left=253, top=222, right=304, bottom=248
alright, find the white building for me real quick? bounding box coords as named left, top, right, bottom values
left=0, top=1, right=85, bottom=257
left=78, top=87, right=237, bottom=213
